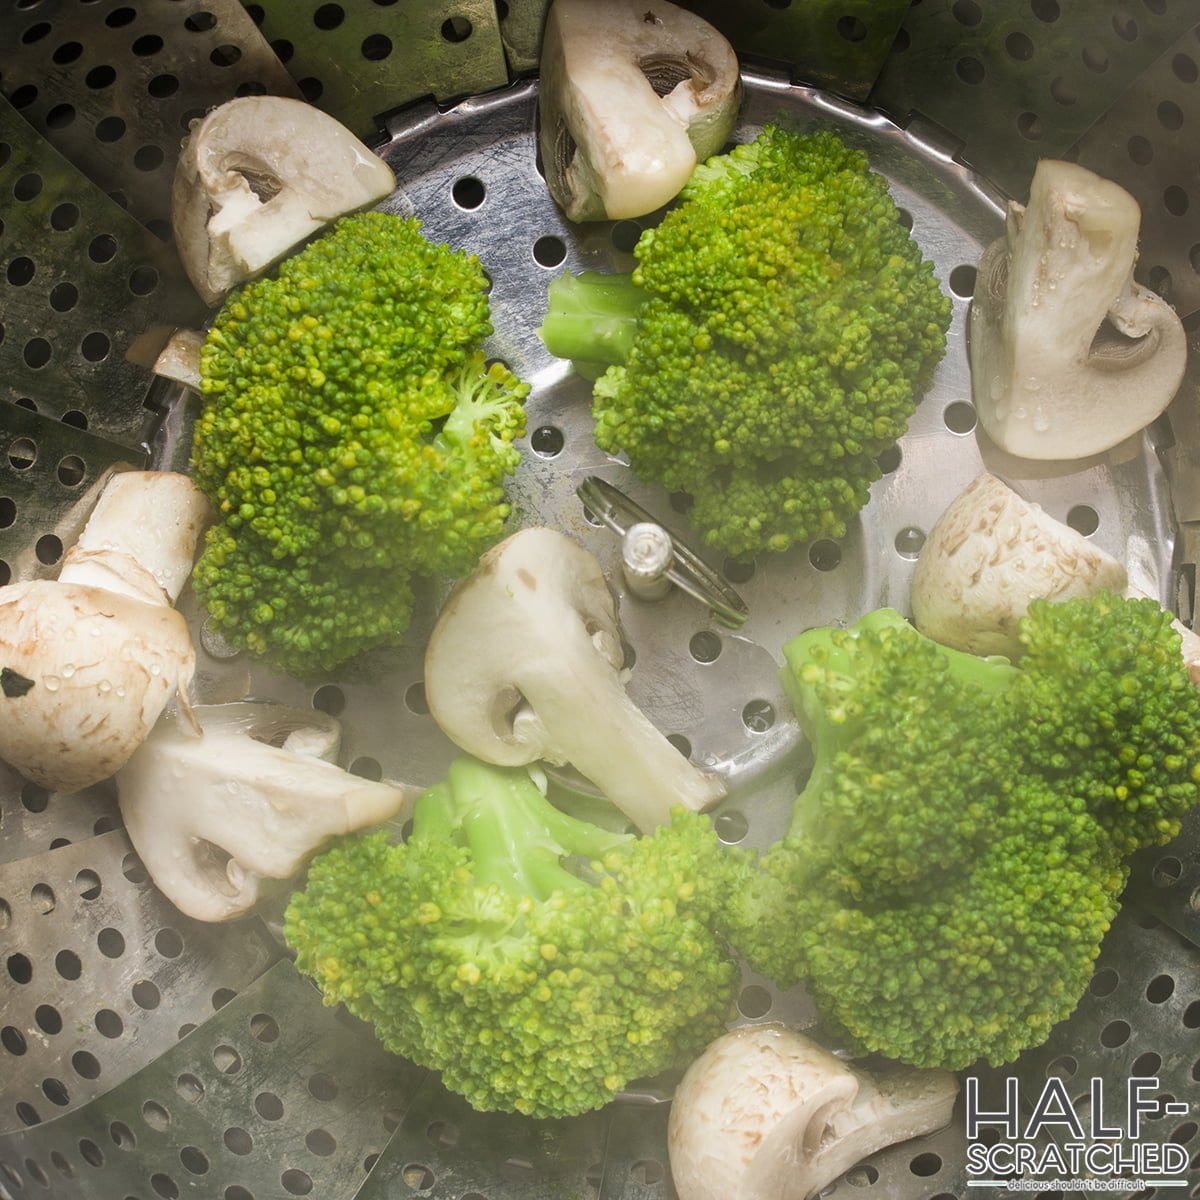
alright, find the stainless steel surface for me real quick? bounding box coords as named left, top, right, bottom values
left=0, top=97, right=201, bottom=447
left=1, top=0, right=299, bottom=234
left=1, top=5, right=1200, bottom=1199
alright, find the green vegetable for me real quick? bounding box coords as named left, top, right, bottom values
left=191, top=211, right=529, bottom=676
left=724, top=594, right=1200, bottom=1071
left=284, top=757, right=739, bottom=1119
left=538, top=126, right=952, bottom=558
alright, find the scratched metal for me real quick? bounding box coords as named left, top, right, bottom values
left=0, top=0, right=300, bottom=235
left=0, top=959, right=423, bottom=1199
left=0, top=830, right=281, bottom=1133
left=0, top=10, right=1197, bottom=1200
left=869, top=0, right=1200, bottom=200
left=0, top=98, right=203, bottom=447
left=248, top=0, right=510, bottom=143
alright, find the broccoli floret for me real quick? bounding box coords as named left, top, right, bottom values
left=725, top=594, right=1200, bottom=1070
left=191, top=211, right=529, bottom=676
left=284, top=757, right=738, bottom=1119
left=538, top=127, right=952, bottom=558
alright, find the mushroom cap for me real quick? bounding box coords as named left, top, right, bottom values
left=668, top=1025, right=858, bottom=1200
left=538, top=0, right=741, bottom=222
left=171, top=95, right=395, bottom=305
left=911, top=472, right=1128, bottom=658
left=668, top=1025, right=959, bottom=1200
left=0, top=581, right=195, bottom=793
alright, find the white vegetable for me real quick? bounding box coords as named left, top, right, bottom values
left=117, top=702, right=415, bottom=922
left=152, top=328, right=206, bottom=391
left=423, top=526, right=726, bottom=832
left=911, top=472, right=1128, bottom=658
left=537, top=0, right=741, bottom=222
left=969, top=159, right=1186, bottom=460
left=668, top=1025, right=959, bottom=1200
left=913, top=472, right=1200, bottom=679
left=172, top=95, right=395, bottom=306
left=0, top=471, right=209, bottom=794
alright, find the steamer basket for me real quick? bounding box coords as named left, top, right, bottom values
left=1, top=3, right=1199, bottom=1198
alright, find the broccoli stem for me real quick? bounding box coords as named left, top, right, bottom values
left=538, top=270, right=647, bottom=366
left=412, top=758, right=630, bottom=902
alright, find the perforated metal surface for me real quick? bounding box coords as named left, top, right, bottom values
left=1, top=4, right=1200, bottom=1200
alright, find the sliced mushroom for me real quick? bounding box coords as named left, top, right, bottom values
left=423, top=526, right=726, bottom=832
left=969, top=159, right=1186, bottom=460
left=538, top=0, right=741, bottom=222
left=0, top=471, right=210, bottom=793
left=668, top=1025, right=959, bottom=1200
left=172, top=95, right=396, bottom=306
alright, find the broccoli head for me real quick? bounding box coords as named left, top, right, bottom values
left=539, top=127, right=952, bottom=558
left=725, top=594, right=1200, bottom=1070
left=191, top=211, right=529, bottom=676
left=284, top=757, right=739, bottom=1119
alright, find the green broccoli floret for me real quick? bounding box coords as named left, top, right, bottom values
left=725, top=594, right=1200, bottom=1071
left=190, top=211, right=529, bottom=676
left=284, top=757, right=739, bottom=1119
left=538, top=126, right=952, bottom=558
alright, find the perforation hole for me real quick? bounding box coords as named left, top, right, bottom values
left=361, top=33, right=391, bottom=60
left=283, top=1168, right=314, bottom=1195
left=224, top=1127, right=253, bottom=1155
left=98, top=927, right=125, bottom=958
left=441, top=16, right=472, bottom=42
left=95, top=1010, right=123, bottom=1039
left=72, top=1051, right=100, bottom=1080
left=132, top=980, right=161, bottom=1010
left=54, top=950, right=80, bottom=980
left=58, top=456, right=86, bottom=487
left=1, top=1026, right=27, bottom=1055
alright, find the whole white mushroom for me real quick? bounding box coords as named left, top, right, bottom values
left=0, top=470, right=210, bottom=793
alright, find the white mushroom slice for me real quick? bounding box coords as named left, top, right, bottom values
left=152, top=328, right=206, bottom=391
left=172, top=95, right=396, bottom=306
left=0, top=471, right=210, bottom=794
left=668, top=1025, right=959, bottom=1200
left=423, top=526, right=726, bottom=832
left=911, top=472, right=1128, bottom=658
left=116, top=702, right=415, bottom=922
left=968, top=159, right=1186, bottom=461
left=538, top=0, right=741, bottom=222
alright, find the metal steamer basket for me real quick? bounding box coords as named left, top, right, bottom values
left=0, top=2, right=1199, bottom=1198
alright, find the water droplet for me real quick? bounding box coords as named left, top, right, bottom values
left=61, top=664, right=76, bottom=679
left=149, top=662, right=161, bottom=677
left=44, top=675, right=61, bottom=693
left=97, top=679, right=112, bottom=695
